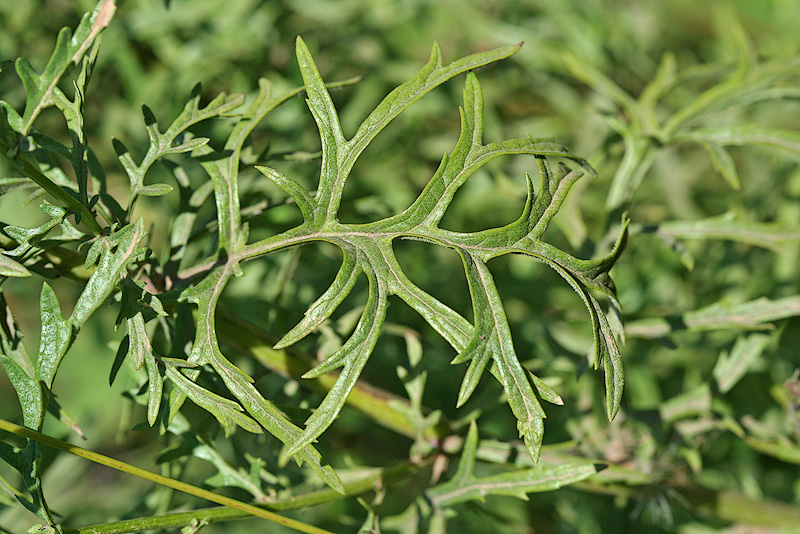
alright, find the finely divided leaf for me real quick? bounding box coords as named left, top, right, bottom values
left=170, top=40, right=625, bottom=476
left=4, top=203, right=68, bottom=258
left=241, top=44, right=628, bottom=466
left=116, top=85, right=244, bottom=208
left=286, top=265, right=388, bottom=458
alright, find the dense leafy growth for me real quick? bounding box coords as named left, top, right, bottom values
left=2, top=1, right=800, bottom=533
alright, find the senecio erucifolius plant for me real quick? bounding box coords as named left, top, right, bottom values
left=250, top=37, right=627, bottom=464
left=0, top=0, right=627, bottom=531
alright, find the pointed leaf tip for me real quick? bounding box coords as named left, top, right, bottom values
left=429, top=42, right=443, bottom=67
left=0, top=254, right=32, bottom=277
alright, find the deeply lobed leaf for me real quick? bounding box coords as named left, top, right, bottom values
left=228, top=41, right=629, bottom=465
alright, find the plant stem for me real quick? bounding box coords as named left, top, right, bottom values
left=0, top=418, right=332, bottom=534
left=60, top=460, right=424, bottom=534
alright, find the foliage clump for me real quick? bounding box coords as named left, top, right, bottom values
left=2, top=1, right=800, bottom=533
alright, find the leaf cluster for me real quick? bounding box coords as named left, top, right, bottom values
left=0, top=1, right=626, bottom=532
left=3, top=1, right=800, bottom=534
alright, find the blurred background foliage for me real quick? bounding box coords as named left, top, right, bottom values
left=2, top=0, right=800, bottom=532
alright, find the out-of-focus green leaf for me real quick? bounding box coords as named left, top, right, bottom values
left=426, top=421, right=599, bottom=507
left=637, top=212, right=800, bottom=252
left=713, top=334, right=772, bottom=394
left=137, top=183, right=174, bottom=197
left=626, top=296, right=800, bottom=339
left=0, top=254, right=31, bottom=277
left=659, top=384, right=712, bottom=423
left=675, top=126, right=800, bottom=156
left=744, top=437, right=800, bottom=465
left=700, top=142, right=741, bottom=190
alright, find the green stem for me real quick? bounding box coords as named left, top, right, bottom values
left=61, top=460, right=423, bottom=534
left=0, top=418, right=332, bottom=534
left=0, top=137, right=103, bottom=235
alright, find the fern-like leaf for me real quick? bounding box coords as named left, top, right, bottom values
left=163, top=38, right=624, bottom=488
left=231, top=40, right=627, bottom=465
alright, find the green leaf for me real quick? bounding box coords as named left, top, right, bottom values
left=196, top=78, right=306, bottom=252
left=530, top=374, right=564, bottom=406
left=72, top=221, right=148, bottom=327
left=660, top=384, right=711, bottom=423
left=159, top=136, right=209, bottom=156
left=7, top=0, right=115, bottom=136
left=295, top=36, right=522, bottom=223
left=0, top=292, right=83, bottom=438
left=287, top=265, right=387, bottom=458
left=744, top=437, right=800, bottom=465
left=456, top=252, right=545, bottom=462
left=116, top=277, right=166, bottom=426
left=137, top=183, right=174, bottom=197
left=605, top=136, right=657, bottom=211
left=674, top=126, right=800, bottom=156
left=235, top=44, right=624, bottom=466
left=176, top=41, right=623, bottom=472
left=562, top=51, right=640, bottom=130
left=638, top=52, right=677, bottom=131
left=626, top=295, right=800, bottom=339
left=295, top=36, right=346, bottom=222
left=118, top=84, right=244, bottom=208
left=662, top=72, right=794, bottom=138
left=0, top=354, right=44, bottom=432
left=426, top=421, right=599, bottom=508
left=713, top=334, right=772, bottom=394
left=177, top=262, right=344, bottom=492
left=4, top=203, right=68, bottom=258
left=50, top=36, right=101, bottom=207
left=256, top=165, right=315, bottom=224
left=0, top=254, right=32, bottom=277
left=165, top=366, right=262, bottom=436
left=177, top=425, right=268, bottom=499
left=211, top=351, right=344, bottom=493
left=274, top=250, right=360, bottom=349
left=0, top=441, right=58, bottom=527
left=700, top=142, right=741, bottom=190
left=34, top=283, right=71, bottom=400
left=505, top=224, right=627, bottom=420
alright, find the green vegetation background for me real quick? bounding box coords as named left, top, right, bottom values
left=2, top=0, right=800, bottom=532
